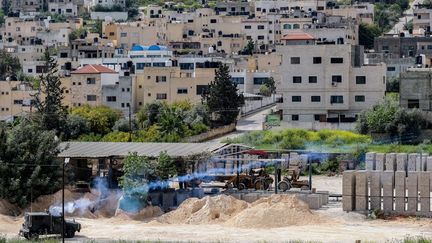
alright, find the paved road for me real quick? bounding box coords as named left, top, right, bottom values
left=387, top=0, right=421, bottom=35
left=210, top=106, right=276, bottom=143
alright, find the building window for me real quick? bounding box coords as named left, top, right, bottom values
left=293, top=24, right=300, bottom=29
left=292, top=96, right=301, bottom=102
left=13, top=100, right=23, bottom=105
left=257, top=35, right=265, bottom=40
left=330, top=58, right=343, bottom=64
left=139, top=85, right=142, bottom=89
left=313, top=57, right=322, bottom=64
left=106, top=96, right=117, bottom=102
left=87, top=95, right=97, bottom=101
left=387, top=66, right=396, bottom=71
left=283, top=24, right=292, bottom=29
left=293, top=76, right=302, bottom=83
left=382, top=45, right=389, bottom=51
left=156, top=93, right=167, bottom=100
left=87, top=78, right=96, bottom=84
left=332, top=75, right=342, bottom=83
left=356, top=76, right=366, bottom=84
left=292, top=114, right=299, bottom=121
left=330, top=95, right=343, bottom=104
left=120, top=33, right=127, bottom=37
left=408, top=99, right=420, bottom=108
left=177, top=88, right=188, bottom=94
left=196, top=85, right=209, bottom=95
left=311, top=96, right=321, bottom=102
left=253, top=77, right=269, bottom=85
left=156, top=76, right=167, bottom=82
left=290, top=57, right=300, bottom=64
left=309, top=76, right=317, bottom=83
left=231, top=77, right=245, bottom=84
left=257, top=25, right=265, bottom=30
left=355, top=95, right=365, bottom=102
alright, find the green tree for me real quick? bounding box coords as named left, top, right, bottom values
left=263, top=77, right=276, bottom=94
left=359, top=23, right=382, bottom=49
left=0, top=50, right=21, bottom=80
left=64, top=114, right=91, bottom=140
left=136, top=101, right=166, bottom=128
left=157, top=106, right=188, bottom=142
left=71, top=105, right=122, bottom=135
left=242, top=39, right=254, bottom=55
left=259, top=85, right=271, bottom=96
left=1, top=0, right=12, bottom=16
left=0, top=120, right=62, bottom=207
left=202, top=64, right=244, bottom=126
left=33, top=48, right=67, bottom=134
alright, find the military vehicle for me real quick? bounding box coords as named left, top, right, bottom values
left=19, top=212, right=81, bottom=240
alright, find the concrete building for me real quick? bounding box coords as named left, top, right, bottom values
left=374, top=36, right=432, bottom=58
left=276, top=32, right=386, bottom=122
left=48, top=0, right=85, bottom=16
left=66, top=64, right=120, bottom=108
left=400, top=68, right=432, bottom=110
left=0, top=81, right=37, bottom=121
left=413, top=4, right=432, bottom=35
left=254, top=0, right=327, bottom=16
left=102, top=76, right=135, bottom=115
left=365, top=52, right=416, bottom=81
left=326, top=3, right=374, bottom=24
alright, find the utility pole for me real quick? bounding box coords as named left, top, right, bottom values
left=62, top=158, right=70, bottom=243
left=128, top=104, right=132, bottom=142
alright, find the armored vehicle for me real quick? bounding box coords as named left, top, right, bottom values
left=19, top=212, right=81, bottom=240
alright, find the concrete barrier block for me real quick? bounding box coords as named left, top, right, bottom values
left=148, top=191, right=162, bottom=206
left=370, top=171, right=381, bottom=210
left=421, top=155, right=428, bottom=172
left=366, top=152, right=376, bottom=171
left=419, top=172, right=430, bottom=213
left=408, top=153, right=418, bottom=172
left=305, top=194, right=322, bottom=209
left=395, top=171, right=406, bottom=212
left=427, top=156, right=432, bottom=171
left=342, top=171, right=356, bottom=211
left=191, top=188, right=204, bottom=199
left=355, top=171, right=368, bottom=211
left=175, top=190, right=190, bottom=206
left=382, top=171, right=394, bottom=213
left=396, top=153, right=408, bottom=171
left=242, top=193, right=259, bottom=203
left=385, top=153, right=396, bottom=171
left=406, top=172, right=418, bottom=214
left=375, top=153, right=386, bottom=171
left=316, top=191, right=329, bottom=205
left=162, top=191, right=176, bottom=209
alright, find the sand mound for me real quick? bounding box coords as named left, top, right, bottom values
left=225, top=194, right=323, bottom=228
left=0, top=199, right=21, bottom=216
left=115, top=206, right=164, bottom=221
left=156, top=195, right=248, bottom=225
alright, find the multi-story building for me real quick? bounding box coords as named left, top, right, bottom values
left=374, top=36, right=432, bottom=58
left=48, top=0, right=85, bottom=16
left=326, top=3, right=374, bottom=24
left=254, top=0, right=327, bottom=16
left=413, top=4, right=432, bottom=35
left=400, top=67, right=432, bottom=110
left=65, top=64, right=122, bottom=108
left=276, top=32, right=386, bottom=122
left=11, top=0, right=44, bottom=14
left=0, top=81, right=37, bottom=121
left=365, top=52, right=416, bottom=81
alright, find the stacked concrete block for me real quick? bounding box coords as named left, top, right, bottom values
left=415, top=154, right=427, bottom=171
left=406, top=172, right=418, bottom=214
left=365, top=152, right=376, bottom=171
left=396, top=153, right=408, bottom=172
left=385, top=153, right=397, bottom=171
left=191, top=188, right=204, bottom=198
left=375, top=153, right=386, bottom=171
left=316, top=191, right=329, bottom=205
left=369, top=171, right=382, bottom=210
left=343, top=171, right=356, bottom=211
left=299, top=154, right=308, bottom=170
left=148, top=191, right=162, bottom=206
left=175, top=189, right=190, bottom=206
left=418, top=172, right=430, bottom=213
left=427, top=157, right=432, bottom=171
left=394, top=171, right=406, bottom=212
left=306, top=194, right=322, bottom=209
left=408, top=154, right=418, bottom=172
left=355, top=171, right=368, bottom=212
left=382, top=171, right=394, bottom=213
left=421, top=155, right=428, bottom=172
left=162, top=191, right=176, bottom=209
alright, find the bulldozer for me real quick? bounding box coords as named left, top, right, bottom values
left=277, top=156, right=309, bottom=191
left=224, top=168, right=274, bottom=190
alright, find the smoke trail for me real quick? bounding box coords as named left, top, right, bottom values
left=49, top=198, right=94, bottom=216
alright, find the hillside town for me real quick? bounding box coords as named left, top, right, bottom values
left=1, top=0, right=432, bottom=242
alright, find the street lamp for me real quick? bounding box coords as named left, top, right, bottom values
left=63, top=157, right=70, bottom=243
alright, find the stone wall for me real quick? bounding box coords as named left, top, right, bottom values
left=185, top=123, right=236, bottom=143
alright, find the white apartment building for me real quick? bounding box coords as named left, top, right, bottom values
left=276, top=33, right=386, bottom=123
left=254, top=0, right=327, bottom=17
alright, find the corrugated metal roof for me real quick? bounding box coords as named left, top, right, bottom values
left=58, top=142, right=228, bottom=158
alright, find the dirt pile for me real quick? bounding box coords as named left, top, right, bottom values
left=0, top=199, right=21, bottom=216
left=156, top=195, right=248, bottom=224
left=115, top=206, right=164, bottom=221
left=225, top=194, right=323, bottom=228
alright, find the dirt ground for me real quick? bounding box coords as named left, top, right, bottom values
left=1, top=175, right=431, bottom=243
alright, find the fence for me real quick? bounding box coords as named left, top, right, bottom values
left=343, top=152, right=432, bottom=216
left=184, top=123, right=236, bottom=142
left=240, top=95, right=276, bottom=115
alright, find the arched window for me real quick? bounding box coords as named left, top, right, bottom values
left=283, top=24, right=292, bottom=29
left=293, top=24, right=300, bottom=29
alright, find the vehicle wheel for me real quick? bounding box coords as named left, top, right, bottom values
left=66, top=230, right=75, bottom=238
left=278, top=181, right=291, bottom=192
left=237, top=183, right=246, bottom=190
left=265, top=178, right=274, bottom=187
left=29, top=233, right=39, bottom=240
left=254, top=179, right=268, bottom=190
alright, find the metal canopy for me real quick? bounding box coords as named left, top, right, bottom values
left=58, top=142, right=229, bottom=159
